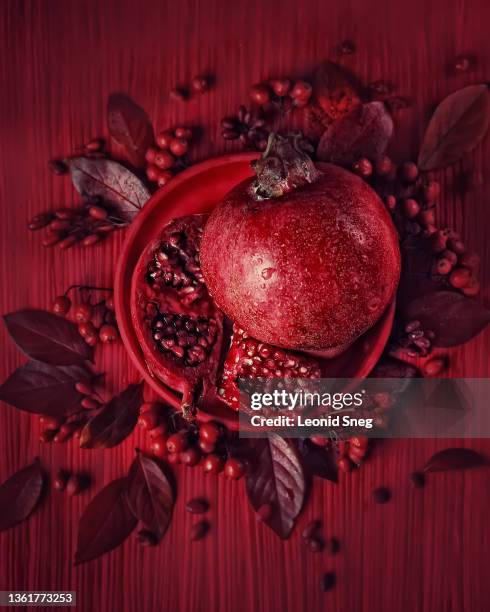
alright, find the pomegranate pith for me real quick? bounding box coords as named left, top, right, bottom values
left=201, top=135, right=400, bottom=352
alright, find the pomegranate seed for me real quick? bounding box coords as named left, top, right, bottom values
left=83, top=233, right=102, bottom=247
left=185, top=498, right=209, bottom=514
left=81, top=397, right=100, bottom=410
left=88, top=205, right=108, bottom=220
left=58, top=235, right=78, bottom=250
left=42, top=233, right=63, bottom=247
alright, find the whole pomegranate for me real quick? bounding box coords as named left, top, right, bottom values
left=201, top=134, right=400, bottom=353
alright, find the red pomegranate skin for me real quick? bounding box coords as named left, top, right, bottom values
left=201, top=163, right=400, bottom=351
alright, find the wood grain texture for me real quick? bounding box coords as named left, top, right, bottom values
left=1, top=0, right=490, bottom=610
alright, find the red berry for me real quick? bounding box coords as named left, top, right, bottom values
left=179, top=447, right=201, bottom=467
left=156, top=131, right=173, bottom=149
left=291, top=80, right=313, bottom=102
left=154, top=150, right=174, bottom=170
left=150, top=435, right=168, bottom=459
left=418, top=209, right=436, bottom=228
left=421, top=181, right=440, bottom=203
left=169, top=138, right=188, bottom=157
left=449, top=267, right=471, bottom=289
left=146, top=164, right=160, bottom=182
left=191, top=75, right=209, bottom=93
left=105, top=296, right=115, bottom=310
left=166, top=431, right=188, bottom=454
left=337, top=456, right=352, bottom=473
left=66, top=474, right=84, bottom=496
left=88, top=205, right=108, bottom=220
left=384, top=195, right=396, bottom=211
left=157, top=170, right=173, bottom=188
left=352, top=158, right=372, bottom=178
left=400, top=162, right=419, bottom=182
left=99, top=324, right=118, bottom=343
left=145, top=147, right=158, bottom=163
left=52, top=295, right=71, bottom=316
left=84, top=333, right=98, bottom=347
left=447, top=237, right=466, bottom=255
left=138, top=403, right=161, bottom=429
left=75, top=303, right=93, bottom=323
left=459, top=251, right=480, bottom=270
left=198, top=439, right=216, bottom=454
left=250, top=83, right=271, bottom=106
left=433, top=257, right=453, bottom=276
left=461, top=277, right=480, bottom=296
left=270, top=78, right=291, bottom=97
left=149, top=422, right=169, bottom=438
left=375, top=156, right=393, bottom=176
left=78, top=321, right=96, bottom=338
left=430, top=230, right=448, bottom=253
left=441, top=249, right=458, bottom=265
left=199, top=421, right=221, bottom=444
left=224, top=457, right=246, bottom=479
left=167, top=451, right=181, bottom=465
left=402, top=198, right=420, bottom=219
left=202, top=453, right=224, bottom=475
left=174, top=126, right=192, bottom=140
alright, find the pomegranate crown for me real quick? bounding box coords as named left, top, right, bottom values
left=250, top=132, right=322, bottom=200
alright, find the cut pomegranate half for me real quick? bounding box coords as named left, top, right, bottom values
left=131, top=214, right=224, bottom=418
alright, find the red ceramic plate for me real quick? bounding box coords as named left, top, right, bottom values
left=115, top=153, right=395, bottom=430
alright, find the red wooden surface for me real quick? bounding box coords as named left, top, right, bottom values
left=1, top=1, right=490, bottom=611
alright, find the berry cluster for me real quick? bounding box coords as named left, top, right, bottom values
left=250, top=78, right=313, bottom=109
left=145, top=127, right=192, bottom=188
left=28, top=199, right=124, bottom=249
left=350, top=156, right=481, bottom=297
left=138, top=404, right=248, bottom=479
left=52, top=285, right=118, bottom=346
left=170, top=74, right=211, bottom=101
left=53, top=469, right=89, bottom=496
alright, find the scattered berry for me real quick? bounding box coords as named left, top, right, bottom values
left=52, top=295, right=71, bottom=316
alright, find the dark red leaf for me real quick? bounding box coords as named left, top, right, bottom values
left=418, top=84, right=490, bottom=171
left=404, top=290, right=490, bottom=347
left=424, top=448, right=487, bottom=472
left=0, top=360, right=88, bottom=417
left=107, top=94, right=154, bottom=168
left=68, top=157, right=150, bottom=221
left=126, top=450, right=174, bottom=540
left=298, top=439, right=338, bottom=483
left=0, top=459, right=44, bottom=532
left=3, top=309, right=93, bottom=365
left=317, top=101, right=393, bottom=165
left=80, top=383, right=143, bottom=449
left=75, top=478, right=137, bottom=565
left=246, top=435, right=305, bottom=539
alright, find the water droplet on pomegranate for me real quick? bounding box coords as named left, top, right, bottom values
left=261, top=267, right=275, bottom=280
